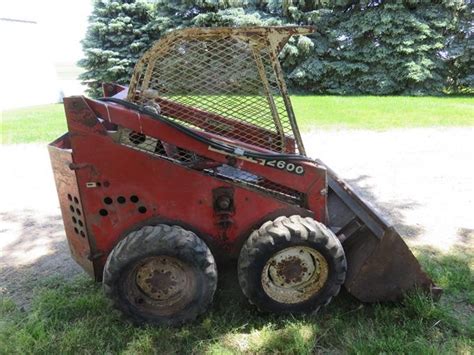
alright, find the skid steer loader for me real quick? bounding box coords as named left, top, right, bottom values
left=49, top=27, right=439, bottom=325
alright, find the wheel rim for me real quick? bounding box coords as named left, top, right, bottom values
left=261, top=246, right=329, bottom=304
left=125, top=255, right=196, bottom=316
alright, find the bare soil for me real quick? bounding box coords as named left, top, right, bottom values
left=1, top=128, right=473, bottom=308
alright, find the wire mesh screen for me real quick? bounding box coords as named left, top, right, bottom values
left=128, top=27, right=308, bottom=154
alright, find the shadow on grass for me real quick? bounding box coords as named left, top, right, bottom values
left=345, top=175, right=425, bottom=240
left=0, top=210, right=82, bottom=309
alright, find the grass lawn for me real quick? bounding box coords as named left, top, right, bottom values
left=1, top=96, right=473, bottom=144
left=293, top=95, right=474, bottom=130
left=0, top=246, right=472, bottom=354
left=1, top=104, right=67, bottom=144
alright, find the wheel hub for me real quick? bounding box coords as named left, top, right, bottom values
left=135, top=257, right=188, bottom=301
left=146, top=270, right=176, bottom=295
left=262, top=246, right=329, bottom=304
left=272, top=254, right=312, bottom=285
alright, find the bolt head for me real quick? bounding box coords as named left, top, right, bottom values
left=217, top=196, right=231, bottom=210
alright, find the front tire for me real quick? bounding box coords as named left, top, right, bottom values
left=103, top=225, right=217, bottom=326
left=238, top=215, right=346, bottom=313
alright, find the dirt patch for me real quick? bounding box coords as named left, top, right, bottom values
left=1, top=127, right=473, bottom=308
left=0, top=144, right=81, bottom=309
left=305, top=127, right=474, bottom=250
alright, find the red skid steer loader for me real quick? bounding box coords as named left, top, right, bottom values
left=49, top=27, right=439, bottom=326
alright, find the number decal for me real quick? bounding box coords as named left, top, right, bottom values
left=206, top=146, right=305, bottom=176
left=295, top=165, right=305, bottom=175
left=262, top=160, right=305, bottom=175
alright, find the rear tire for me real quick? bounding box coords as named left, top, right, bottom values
left=238, top=215, right=346, bottom=313
left=103, top=225, right=217, bottom=326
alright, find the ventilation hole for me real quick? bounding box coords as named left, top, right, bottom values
left=104, top=197, right=113, bottom=205
left=96, top=182, right=102, bottom=187
left=130, top=195, right=139, bottom=203
left=99, top=209, right=108, bottom=217
left=70, top=205, right=75, bottom=213
left=74, top=197, right=79, bottom=204
left=78, top=220, right=83, bottom=227
left=67, top=194, right=72, bottom=201
left=129, top=131, right=146, bottom=145
left=138, top=206, right=147, bottom=214
left=76, top=208, right=81, bottom=216
left=117, top=196, right=126, bottom=204
left=74, top=227, right=79, bottom=234
left=176, top=148, right=194, bottom=162
left=80, top=231, right=85, bottom=238
left=72, top=217, right=77, bottom=224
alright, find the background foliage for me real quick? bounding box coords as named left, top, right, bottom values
left=79, top=0, right=473, bottom=96
left=78, top=0, right=161, bottom=96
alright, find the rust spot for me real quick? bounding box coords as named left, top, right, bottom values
left=64, top=97, right=100, bottom=128
left=276, top=256, right=307, bottom=284
left=67, top=99, right=87, bottom=113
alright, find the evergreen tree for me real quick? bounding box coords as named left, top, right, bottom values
left=444, top=2, right=473, bottom=93
left=79, top=0, right=472, bottom=96
left=79, top=0, right=161, bottom=96
left=288, top=1, right=466, bottom=95
left=152, top=1, right=284, bottom=33
left=172, top=0, right=468, bottom=95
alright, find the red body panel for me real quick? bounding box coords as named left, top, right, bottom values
left=49, top=93, right=327, bottom=280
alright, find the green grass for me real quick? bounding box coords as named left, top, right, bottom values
left=1, top=96, right=473, bottom=144
left=293, top=96, right=474, bottom=130
left=1, top=104, right=66, bottom=144
left=1, top=247, right=472, bottom=354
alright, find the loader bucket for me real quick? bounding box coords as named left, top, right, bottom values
left=319, top=161, right=440, bottom=302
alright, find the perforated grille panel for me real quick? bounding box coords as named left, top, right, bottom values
left=127, top=27, right=310, bottom=155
